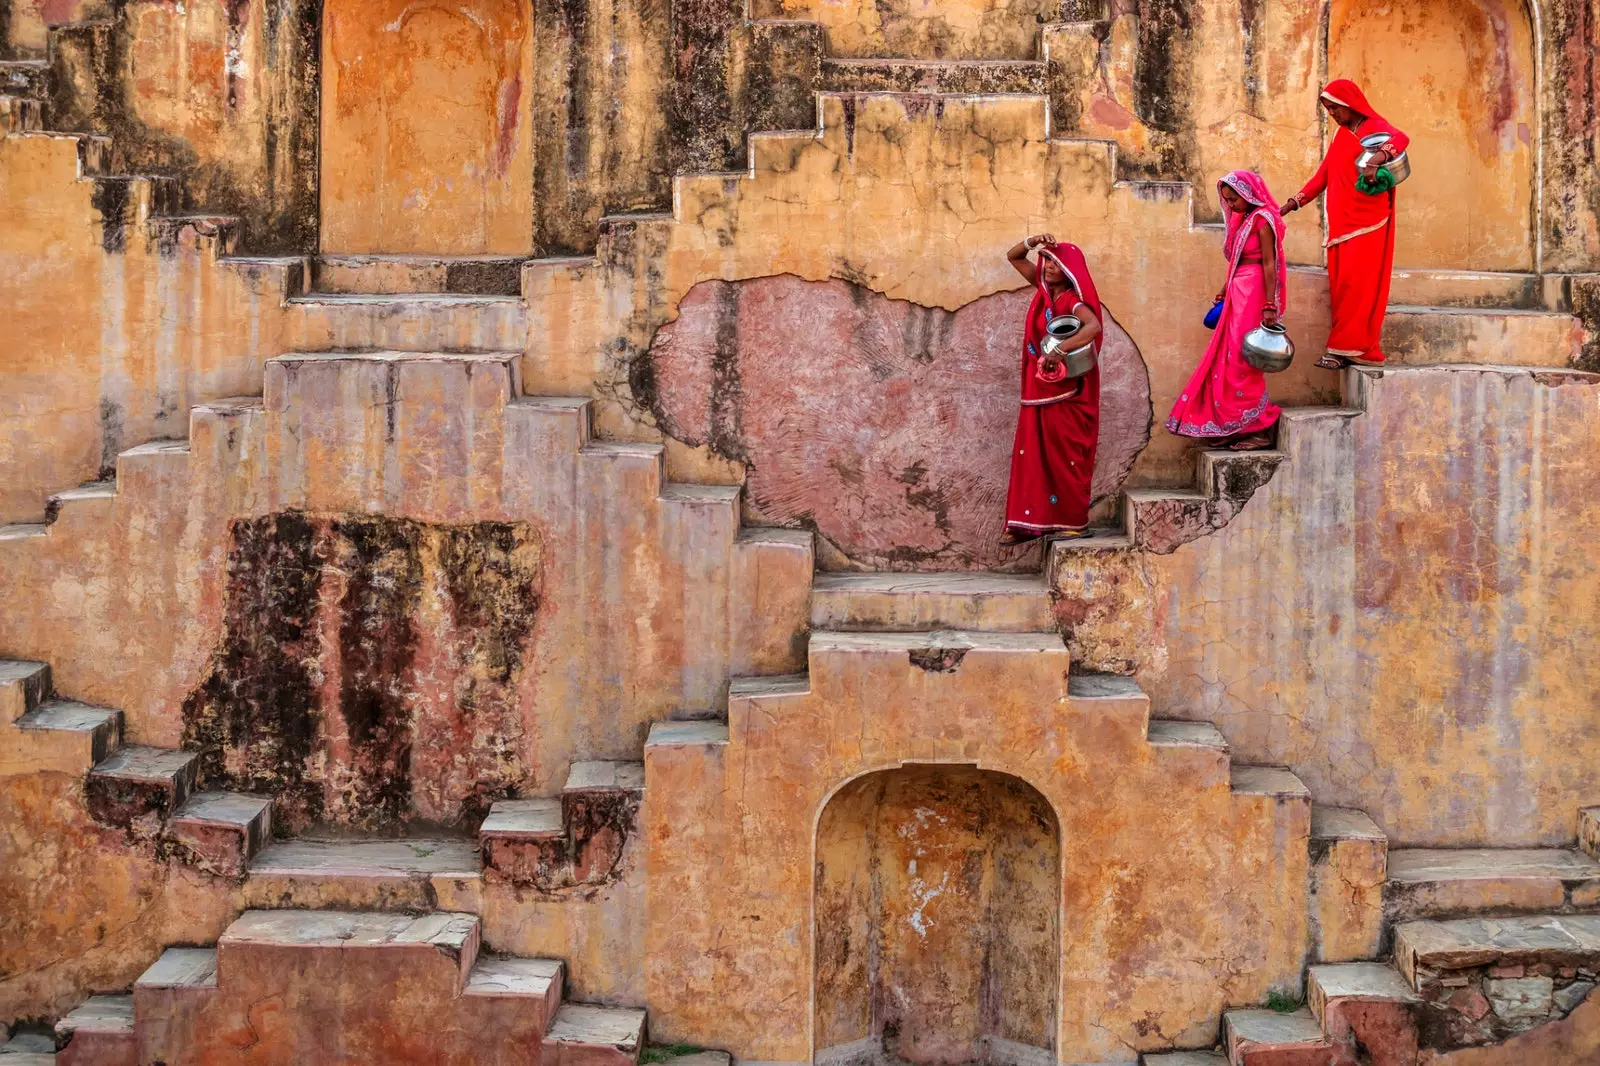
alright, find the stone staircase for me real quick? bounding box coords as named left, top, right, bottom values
left=49, top=910, right=644, bottom=1066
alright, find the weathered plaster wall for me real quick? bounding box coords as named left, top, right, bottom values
left=1054, top=364, right=1600, bottom=847
left=750, top=0, right=1063, bottom=58
left=643, top=275, right=1151, bottom=570
left=0, top=129, right=298, bottom=525
left=643, top=637, right=1311, bottom=1063
left=41, top=0, right=321, bottom=252
left=1329, top=0, right=1536, bottom=270
left=0, top=352, right=809, bottom=806
left=814, top=766, right=1060, bottom=1061
left=320, top=0, right=535, bottom=254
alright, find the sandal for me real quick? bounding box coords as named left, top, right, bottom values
left=1347, top=355, right=1387, bottom=367
left=1229, top=433, right=1274, bottom=451
left=1315, top=354, right=1347, bottom=370
left=998, top=530, right=1042, bottom=547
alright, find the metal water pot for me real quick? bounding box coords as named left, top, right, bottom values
left=1040, top=315, right=1097, bottom=379
left=1241, top=322, right=1294, bottom=373
left=1357, top=132, right=1411, bottom=186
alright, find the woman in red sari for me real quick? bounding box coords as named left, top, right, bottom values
left=1167, top=170, right=1285, bottom=450
left=1283, top=79, right=1409, bottom=368
left=999, top=234, right=1103, bottom=544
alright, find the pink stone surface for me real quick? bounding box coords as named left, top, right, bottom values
left=645, top=275, right=1150, bottom=570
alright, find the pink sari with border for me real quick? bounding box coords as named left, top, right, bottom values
left=1167, top=171, right=1285, bottom=439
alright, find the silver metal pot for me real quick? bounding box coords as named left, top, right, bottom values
left=1357, top=132, right=1411, bottom=186
left=1241, top=322, right=1294, bottom=373
left=1041, top=316, right=1097, bottom=379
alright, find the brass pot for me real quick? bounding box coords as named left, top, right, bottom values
left=1357, top=133, right=1411, bottom=186
left=1041, top=316, right=1097, bottom=379
left=1241, top=322, right=1294, bottom=373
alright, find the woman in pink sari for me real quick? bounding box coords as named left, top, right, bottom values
left=999, top=234, right=1104, bottom=544
left=1167, top=170, right=1285, bottom=451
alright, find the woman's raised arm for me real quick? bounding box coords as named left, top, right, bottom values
left=1007, top=233, right=1054, bottom=284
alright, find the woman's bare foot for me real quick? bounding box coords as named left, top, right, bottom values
left=1229, top=432, right=1275, bottom=451
left=998, top=529, right=1042, bottom=546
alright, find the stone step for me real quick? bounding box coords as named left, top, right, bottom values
left=1229, top=765, right=1311, bottom=801
left=0, top=659, right=51, bottom=721
left=1395, top=914, right=1600, bottom=989
left=44, top=481, right=116, bottom=528
left=1385, top=848, right=1600, bottom=924
left=286, top=292, right=528, bottom=352
left=55, top=994, right=134, bottom=1066
left=1146, top=719, right=1227, bottom=751
left=1381, top=305, right=1584, bottom=367
left=479, top=798, right=563, bottom=886
left=147, top=214, right=242, bottom=258
left=244, top=837, right=482, bottom=911
left=808, top=571, right=1054, bottom=633
left=8, top=697, right=123, bottom=773
left=1386, top=268, right=1545, bottom=309
left=542, top=1003, right=647, bottom=1066
left=807, top=629, right=1070, bottom=689
left=1307, top=961, right=1420, bottom=1023
left=132, top=945, right=218, bottom=1059
left=10, top=131, right=112, bottom=180
left=0, top=94, right=43, bottom=134
left=462, top=956, right=566, bottom=1030
left=1222, top=1008, right=1330, bottom=1065
left=313, top=254, right=527, bottom=296
left=85, top=745, right=198, bottom=831
left=0, top=1027, right=56, bottom=1065
left=563, top=761, right=645, bottom=885
left=1309, top=807, right=1386, bottom=964
left=1143, top=1053, right=1228, bottom=1065
left=0, top=59, right=50, bottom=99
left=645, top=719, right=731, bottom=749
left=166, top=791, right=274, bottom=877
left=819, top=57, right=1047, bottom=94
left=1305, top=962, right=1422, bottom=1066
left=220, top=908, right=481, bottom=991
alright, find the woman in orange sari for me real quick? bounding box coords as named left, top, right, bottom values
left=998, top=234, right=1104, bottom=544
left=1283, top=79, right=1409, bottom=368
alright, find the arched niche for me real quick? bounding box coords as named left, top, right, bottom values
left=320, top=0, right=534, bottom=254
left=813, top=764, right=1060, bottom=1066
left=1327, top=0, right=1537, bottom=270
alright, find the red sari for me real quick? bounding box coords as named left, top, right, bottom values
left=1296, top=79, right=1409, bottom=363
left=1004, top=243, right=1101, bottom=534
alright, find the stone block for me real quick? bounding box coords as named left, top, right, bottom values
left=1309, top=808, right=1386, bottom=963
left=1224, top=1009, right=1332, bottom=1065
left=1580, top=808, right=1600, bottom=862
left=480, top=798, right=566, bottom=888
left=809, top=571, right=1055, bottom=633
left=1485, top=976, right=1554, bottom=1026
left=133, top=948, right=218, bottom=1066
left=1380, top=306, right=1585, bottom=367
left=4, top=698, right=121, bottom=776
left=731, top=527, right=813, bottom=676
left=542, top=1003, right=646, bottom=1066
left=84, top=745, right=197, bottom=835
left=242, top=838, right=483, bottom=912
left=164, top=791, right=273, bottom=878
left=1384, top=848, right=1600, bottom=925
left=55, top=995, right=136, bottom=1066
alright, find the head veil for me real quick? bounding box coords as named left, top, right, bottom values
left=1218, top=170, right=1288, bottom=315
left=1319, top=78, right=1381, bottom=119
left=1031, top=242, right=1105, bottom=353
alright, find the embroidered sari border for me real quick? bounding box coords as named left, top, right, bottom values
left=1325, top=217, right=1389, bottom=248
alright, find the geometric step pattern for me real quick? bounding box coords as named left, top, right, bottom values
left=84, top=909, right=645, bottom=1066
left=479, top=761, right=645, bottom=892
